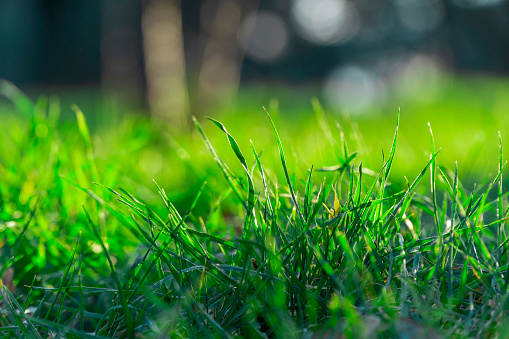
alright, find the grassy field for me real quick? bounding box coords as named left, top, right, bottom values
left=2, top=77, right=509, bottom=338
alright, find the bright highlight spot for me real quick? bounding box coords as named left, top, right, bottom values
left=395, top=0, right=445, bottom=33
left=452, top=0, right=505, bottom=9
left=177, top=147, right=190, bottom=160
left=323, top=66, right=385, bottom=114
left=239, top=11, right=289, bottom=62
left=393, top=54, right=448, bottom=103
left=290, top=0, right=359, bottom=45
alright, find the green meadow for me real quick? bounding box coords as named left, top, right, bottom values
left=2, top=76, right=509, bottom=338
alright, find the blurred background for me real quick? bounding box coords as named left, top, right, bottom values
left=2, top=0, right=509, bottom=186
left=2, top=0, right=509, bottom=119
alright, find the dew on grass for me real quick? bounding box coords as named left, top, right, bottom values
left=5, top=221, right=17, bottom=228
left=88, top=241, right=109, bottom=254
left=91, top=243, right=103, bottom=254
left=177, top=147, right=190, bottom=160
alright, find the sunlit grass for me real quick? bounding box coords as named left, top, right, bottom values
left=2, top=79, right=509, bottom=337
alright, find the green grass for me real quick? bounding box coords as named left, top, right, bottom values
left=2, top=79, right=509, bottom=337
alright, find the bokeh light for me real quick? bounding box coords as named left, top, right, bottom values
left=239, top=11, right=289, bottom=62
left=393, top=54, right=448, bottom=103
left=290, top=0, right=360, bottom=45
left=394, top=0, right=445, bottom=33
left=452, top=0, right=505, bottom=9
left=323, top=66, right=385, bottom=114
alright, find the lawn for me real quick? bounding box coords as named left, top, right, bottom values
left=2, top=76, right=509, bottom=338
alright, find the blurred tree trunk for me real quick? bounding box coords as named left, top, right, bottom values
left=101, top=0, right=144, bottom=111
left=196, top=0, right=258, bottom=115
left=142, top=0, right=189, bottom=130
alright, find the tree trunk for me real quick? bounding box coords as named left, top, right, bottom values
left=101, top=0, right=144, bottom=110
left=142, top=0, right=189, bottom=131
left=196, top=0, right=258, bottom=114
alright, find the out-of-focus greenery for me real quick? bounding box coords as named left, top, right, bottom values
left=2, top=76, right=509, bottom=337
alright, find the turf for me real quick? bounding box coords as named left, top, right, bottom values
left=1, top=80, right=509, bottom=338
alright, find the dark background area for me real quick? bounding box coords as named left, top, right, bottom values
left=2, top=0, right=509, bottom=87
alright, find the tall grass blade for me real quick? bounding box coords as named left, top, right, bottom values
left=264, top=107, right=305, bottom=227
left=83, top=207, right=134, bottom=338
left=207, top=118, right=256, bottom=231
left=193, top=116, right=246, bottom=208
left=0, top=79, right=34, bottom=118
left=73, top=105, right=99, bottom=184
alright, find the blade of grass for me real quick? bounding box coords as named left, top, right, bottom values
left=73, top=105, right=99, bottom=184
left=0, top=79, right=34, bottom=118
left=83, top=207, right=134, bottom=339
left=207, top=118, right=256, bottom=236
left=264, top=107, right=305, bottom=227
left=193, top=116, right=246, bottom=208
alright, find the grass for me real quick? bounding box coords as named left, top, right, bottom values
left=2, top=79, right=509, bottom=337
